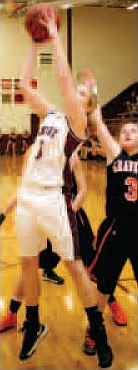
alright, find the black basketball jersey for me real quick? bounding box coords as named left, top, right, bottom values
left=106, top=150, right=138, bottom=217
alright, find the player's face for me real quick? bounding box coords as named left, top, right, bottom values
left=77, top=84, right=90, bottom=112
left=120, top=123, right=138, bottom=152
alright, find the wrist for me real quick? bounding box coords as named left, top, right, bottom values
left=52, top=32, right=59, bottom=45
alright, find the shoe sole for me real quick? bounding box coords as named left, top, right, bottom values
left=42, top=276, right=64, bottom=285
left=0, top=324, right=17, bottom=333
left=19, top=326, right=48, bottom=361
left=112, top=317, right=127, bottom=326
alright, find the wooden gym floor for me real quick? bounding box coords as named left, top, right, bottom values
left=0, top=155, right=137, bottom=370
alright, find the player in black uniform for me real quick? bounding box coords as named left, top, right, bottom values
left=96, top=122, right=137, bottom=298
left=93, top=118, right=137, bottom=295
left=85, top=94, right=138, bottom=362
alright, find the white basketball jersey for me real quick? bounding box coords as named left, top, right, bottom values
left=22, top=111, right=69, bottom=188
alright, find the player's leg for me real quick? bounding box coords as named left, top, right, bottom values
left=53, top=195, right=113, bottom=368
left=84, top=217, right=127, bottom=362
left=16, top=198, right=47, bottom=361
left=95, top=219, right=127, bottom=312
left=75, top=208, right=98, bottom=355
left=64, top=258, right=113, bottom=368
left=21, top=256, right=39, bottom=306
left=19, top=255, right=47, bottom=360
left=76, top=208, right=126, bottom=357
left=39, top=190, right=112, bottom=368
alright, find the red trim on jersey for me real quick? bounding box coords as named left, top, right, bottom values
left=87, top=219, right=115, bottom=277
left=77, top=210, right=85, bottom=226
left=66, top=117, right=83, bottom=143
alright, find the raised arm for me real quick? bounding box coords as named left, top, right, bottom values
left=89, top=107, right=120, bottom=164
left=40, top=14, right=87, bottom=139
left=19, top=42, right=53, bottom=119
left=76, top=70, right=121, bottom=163
left=52, top=35, right=86, bottom=138
left=70, top=150, right=87, bottom=212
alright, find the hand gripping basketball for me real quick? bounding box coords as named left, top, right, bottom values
left=25, top=3, right=60, bottom=43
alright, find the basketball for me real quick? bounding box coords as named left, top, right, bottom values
left=25, top=3, right=60, bottom=43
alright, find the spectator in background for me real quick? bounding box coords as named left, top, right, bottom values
left=130, top=90, right=138, bottom=112
left=126, top=100, right=132, bottom=112
left=22, top=130, right=29, bottom=154
left=0, top=128, right=3, bottom=155
left=126, top=90, right=138, bottom=114
left=6, top=128, right=17, bottom=156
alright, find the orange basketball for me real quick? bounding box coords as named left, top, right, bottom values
left=25, top=3, right=60, bottom=43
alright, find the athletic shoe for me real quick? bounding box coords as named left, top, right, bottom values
left=19, top=323, right=48, bottom=361
left=42, top=270, right=64, bottom=285
left=109, top=301, right=127, bottom=326
left=97, top=344, right=113, bottom=368
left=83, top=327, right=96, bottom=355
left=88, top=311, right=113, bottom=368
left=95, top=321, right=113, bottom=368
left=0, top=311, right=17, bottom=332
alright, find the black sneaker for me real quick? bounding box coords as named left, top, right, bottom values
left=97, top=345, right=113, bottom=369
left=94, top=323, right=113, bottom=368
left=42, top=270, right=64, bottom=285
left=19, top=323, right=48, bottom=361
left=89, top=312, right=113, bottom=368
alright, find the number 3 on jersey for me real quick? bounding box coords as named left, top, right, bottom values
left=124, top=177, right=138, bottom=202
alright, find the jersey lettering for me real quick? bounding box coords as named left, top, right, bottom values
left=112, top=159, right=138, bottom=174
left=124, top=177, right=137, bottom=202
left=38, top=126, right=59, bottom=138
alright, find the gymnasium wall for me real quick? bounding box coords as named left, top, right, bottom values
left=0, top=6, right=137, bottom=132
left=72, top=7, right=137, bottom=105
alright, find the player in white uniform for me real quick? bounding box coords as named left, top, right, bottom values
left=2, top=13, right=112, bottom=367
left=16, top=111, right=75, bottom=259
